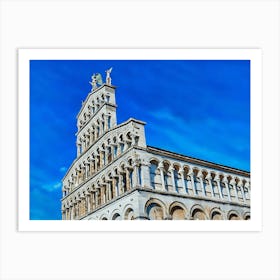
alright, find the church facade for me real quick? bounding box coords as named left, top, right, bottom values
left=61, top=69, right=251, bottom=220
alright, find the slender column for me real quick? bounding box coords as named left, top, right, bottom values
left=71, top=203, right=75, bottom=219
left=118, top=174, right=124, bottom=194
left=188, top=169, right=196, bottom=195
left=95, top=155, right=99, bottom=171
left=88, top=190, right=93, bottom=211
left=230, top=178, right=239, bottom=201
left=169, top=167, right=176, bottom=192
left=99, top=187, right=104, bottom=205
left=214, top=174, right=223, bottom=199
left=90, top=156, right=95, bottom=175
left=99, top=150, right=103, bottom=168
left=81, top=137, right=85, bottom=152
left=79, top=194, right=84, bottom=217
left=85, top=191, right=90, bottom=213
left=158, top=162, right=166, bottom=190
left=94, top=125, right=98, bottom=140
left=114, top=176, right=119, bottom=197
left=238, top=180, right=246, bottom=202
left=89, top=128, right=93, bottom=144
left=125, top=167, right=131, bottom=191
left=76, top=141, right=81, bottom=157
left=197, top=170, right=206, bottom=196
left=111, top=177, right=116, bottom=198
left=103, top=148, right=107, bottom=166
left=245, top=180, right=251, bottom=202
left=100, top=185, right=106, bottom=205
left=132, top=162, right=140, bottom=187
left=84, top=163, right=89, bottom=179
left=141, top=160, right=151, bottom=188
left=205, top=172, right=215, bottom=197
left=76, top=199, right=81, bottom=219
left=94, top=190, right=98, bottom=208
left=206, top=173, right=214, bottom=197
left=179, top=168, right=186, bottom=193
left=85, top=132, right=90, bottom=148
left=109, top=181, right=113, bottom=200
left=104, top=115, right=108, bottom=131
left=222, top=176, right=231, bottom=202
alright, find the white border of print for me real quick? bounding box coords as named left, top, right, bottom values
left=18, top=48, right=262, bottom=232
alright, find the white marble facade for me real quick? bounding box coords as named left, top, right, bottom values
left=61, top=71, right=250, bottom=220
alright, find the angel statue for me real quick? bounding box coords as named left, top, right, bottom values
left=105, top=67, right=113, bottom=85
left=89, top=73, right=103, bottom=90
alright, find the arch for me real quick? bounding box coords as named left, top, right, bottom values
left=243, top=212, right=251, bottom=220
left=148, top=156, right=160, bottom=163
left=145, top=198, right=167, bottom=220
left=210, top=208, right=223, bottom=220
left=123, top=205, right=135, bottom=220
left=190, top=204, right=207, bottom=220
left=228, top=210, right=241, bottom=220
left=99, top=213, right=108, bottom=220
left=112, top=213, right=121, bottom=220
left=149, top=160, right=160, bottom=189
left=169, top=202, right=187, bottom=220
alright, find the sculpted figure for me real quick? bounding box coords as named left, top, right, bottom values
left=89, top=73, right=103, bottom=90
left=105, top=67, right=113, bottom=85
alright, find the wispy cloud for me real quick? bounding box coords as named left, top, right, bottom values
left=30, top=59, right=250, bottom=220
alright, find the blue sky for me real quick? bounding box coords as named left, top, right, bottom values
left=30, top=59, right=250, bottom=220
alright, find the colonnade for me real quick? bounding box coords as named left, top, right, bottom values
left=63, top=131, right=141, bottom=197
left=77, top=92, right=111, bottom=130
left=77, top=112, right=113, bottom=156
left=149, top=159, right=250, bottom=204
left=62, top=155, right=250, bottom=220
left=62, top=158, right=143, bottom=220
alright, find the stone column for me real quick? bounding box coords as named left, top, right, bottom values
left=119, top=174, right=124, bottom=194
left=94, top=125, right=98, bottom=140
left=84, top=162, right=88, bottom=179
left=76, top=198, right=81, bottom=219
left=71, top=203, right=75, bottom=219
left=245, top=180, right=251, bottom=202
left=111, top=177, right=116, bottom=198
left=103, top=148, right=107, bottom=166
left=141, top=160, right=151, bottom=188
left=197, top=170, right=206, bottom=196
left=214, top=174, right=223, bottom=199
left=76, top=141, right=81, bottom=157
left=178, top=168, right=186, bottom=193
left=205, top=173, right=214, bottom=197
left=100, top=186, right=105, bottom=205
left=85, top=191, right=90, bottom=213
left=85, top=132, right=90, bottom=148
left=125, top=167, right=131, bottom=191
left=230, top=178, right=239, bottom=202
left=95, top=155, right=99, bottom=171
left=222, top=176, right=231, bottom=202
left=188, top=169, right=196, bottom=195
left=158, top=162, right=166, bottom=191
left=81, top=137, right=85, bottom=152
left=133, top=163, right=140, bottom=188
left=104, top=115, right=109, bottom=131
left=169, top=167, right=176, bottom=192
left=89, top=127, right=94, bottom=144
left=238, top=180, right=246, bottom=203
left=90, top=156, right=95, bottom=175
left=94, top=190, right=98, bottom=208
